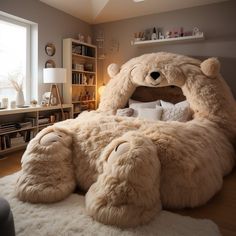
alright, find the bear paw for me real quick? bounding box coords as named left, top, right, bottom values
left=39, top=131, right=66, bottom=146
left=15, top=126, right=76, bottom=203
left=85, top=131, right=162, bottom=227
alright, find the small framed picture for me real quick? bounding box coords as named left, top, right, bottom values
left=45, top=59, right=56, bottom=68
left=45, top=43, right=56, bottom=56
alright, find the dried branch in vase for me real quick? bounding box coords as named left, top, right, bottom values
left=8, top=71, right=24, bottom=92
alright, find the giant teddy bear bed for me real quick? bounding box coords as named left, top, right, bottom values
left=15, top=52, right=236, bottom=228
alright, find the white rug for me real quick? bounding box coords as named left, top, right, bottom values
left=0, top=173, right=220, bottom=236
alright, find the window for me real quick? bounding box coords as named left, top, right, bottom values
left=0, top=14, right=30, bottom=104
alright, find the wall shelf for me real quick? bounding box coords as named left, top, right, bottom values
left=131, top=34, right=204, bottom=47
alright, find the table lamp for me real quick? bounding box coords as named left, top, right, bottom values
left=43, top=68, right=67, bottom=106
left=43, top=68, right=67, bottom=120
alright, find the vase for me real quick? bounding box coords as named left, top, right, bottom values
left=16, top=90, right=25, bottom=107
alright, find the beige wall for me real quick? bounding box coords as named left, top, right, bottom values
left=93, top=0, right=236, bottom=97
left=0, top=0, right=92, bottom=101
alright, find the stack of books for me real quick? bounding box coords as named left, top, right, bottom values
left=0, top=121, right=33, bottom=134
left=0, top=123, right=19, bottom=134
left=38, top=117, right=50, bottom=125
left=11, top=133, right=25, bottom=146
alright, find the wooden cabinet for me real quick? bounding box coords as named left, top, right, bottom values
left=0, top=104, right=73, bottom=156
left=63, top=38, right=97, bottom=117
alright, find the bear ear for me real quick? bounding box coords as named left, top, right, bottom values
left=107, top=63, right=120, bottom=78
left=200, top=58, right=220, bottom=78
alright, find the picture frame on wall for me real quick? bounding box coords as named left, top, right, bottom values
left=45, top=59, right=56, bottom=68
left=45, top=43, right=56, bottom=56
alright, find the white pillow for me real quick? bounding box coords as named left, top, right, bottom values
left=160, top=100, right=191, bottom=122
left=137, top=106, right=163, bottom=121
left=129, top=99, right=160, bottom=109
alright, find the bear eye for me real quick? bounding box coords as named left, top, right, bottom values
left=115, top=141, right=127, bottom=152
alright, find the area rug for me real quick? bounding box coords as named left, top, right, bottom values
left=0, top=172, right=220, bottom=236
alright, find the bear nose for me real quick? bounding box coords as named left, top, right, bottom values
left=150, top=71, right=160, bottom=80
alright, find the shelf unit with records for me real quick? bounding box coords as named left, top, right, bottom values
left=0, top=104, right=73, bottom=156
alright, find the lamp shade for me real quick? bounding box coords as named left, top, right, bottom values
left=43, top=68, right=67, bottom=84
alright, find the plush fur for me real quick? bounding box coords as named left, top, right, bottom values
left=15, top=52, right=236, bottom=228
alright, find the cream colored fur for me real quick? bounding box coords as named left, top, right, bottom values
left=15, top=52, right=236, bottom=228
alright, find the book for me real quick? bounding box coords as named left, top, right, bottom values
left=38, top=118, right=50, bottom=125
left=0, top=123, right=19, bottom=134
left=0, top=136, right=6, bottom=150
left=25, top=117, right=36, bottom=126
left=19, top=121, right=33, bottom=129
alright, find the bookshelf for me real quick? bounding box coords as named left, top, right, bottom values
left=63, top=38, right=97, bottom=118
left=0, top=104, right=73, bottom=156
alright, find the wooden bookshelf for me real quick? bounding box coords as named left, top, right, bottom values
left=63, top=38, right=97, bottom=118
left=0, top=104, right=73, bottom=156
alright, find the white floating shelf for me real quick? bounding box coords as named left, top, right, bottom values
left=131, top=34, right=205, bottom=46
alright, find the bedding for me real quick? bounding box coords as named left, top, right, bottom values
left=136, top=106, right=163, bottom=121
left=116, top=108, right=134, bottom=117
left=160, top=100, right=191, bottom=122
left=119, top=99, right=191, bottom=122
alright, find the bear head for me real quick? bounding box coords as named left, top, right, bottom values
left=99, top=52, right=222, bottom=113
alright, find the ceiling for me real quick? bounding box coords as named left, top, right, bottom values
left=39, top=0, right=228, bottom=24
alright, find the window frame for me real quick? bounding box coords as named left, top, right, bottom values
left=0, top=13, right=31, bottom=103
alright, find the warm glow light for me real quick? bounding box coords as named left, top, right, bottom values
left=98, top=85, right=105, bottom=96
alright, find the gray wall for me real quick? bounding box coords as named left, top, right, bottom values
left=93, top=0, right=236, bottom=97
left=0, top=0, right=92, bottom=102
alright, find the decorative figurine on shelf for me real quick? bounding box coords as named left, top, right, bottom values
left=151, top=27, right=157, bottom=40
left=82, top=75, right=88, bottom=85
left=158, top=31, right=165, bottom=39
left=10, top=100, right=16, bottom=109
left=30, top=100, right=37, bottom=107
left=165, top=31, right=172, bottom=38
left=87, top=35, right=92, bottom=44
left=134, top=32, right=144, bottom=41
left=78, top=33, right=85, bottom=42
left=180, top=27, right=184, bottom=37
left=88, top=75, right=94, bottom=85
left=192, top=27, right=203, bottom=36
left=1, top=98, right=8, bottom=109
left=42, top=92, right=56, bottom=106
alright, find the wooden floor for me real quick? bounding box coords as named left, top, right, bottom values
left=0, top=150, right=236, bottom=236
left=0, top=150, right=23, bottom=177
